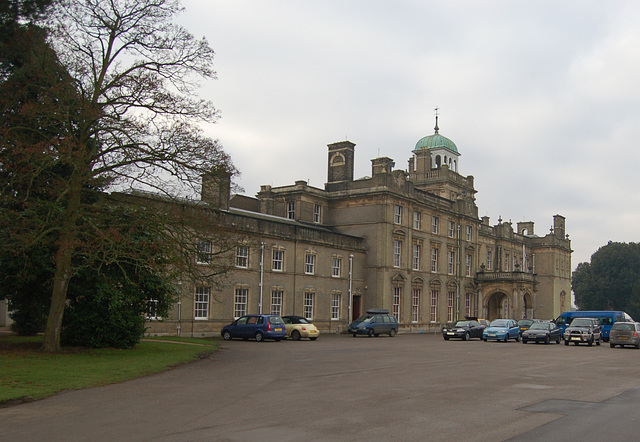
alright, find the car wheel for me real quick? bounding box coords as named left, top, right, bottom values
left=463, top=332, right=470, bottom=341
left=443, top=335, right=450, bottom=340
left=556, top=337, right=561, bottom=344
left=291, top=330, right=301, bottom=341
left=255, top=331, right=264, bottom=342
left=274, top=338, right=281, bottom=342
left=564, top=340, right=569, bottom=346
left=522, top=339, right=527, bottom=344
left=483, top=338, right=487, bottom=342
left=368, top=329, right=374, bottom=337
left=352, top=333, right=357, bottom=337
left=635, top=344, right=640, bottom=349
left=515, top=333, right=520, bottom=342
left=389, top=329, right=397, bottom=337
left=310, top=337, right=318, bottom=341
left=610, top=343, right=615, bottom=348
left=596, top=339, right=601, bottom=346
left=588, top=336, right=593, bottom=346
left=222, top=330, right=232, bottom=341
left=544, top=336, right=550, bottom=345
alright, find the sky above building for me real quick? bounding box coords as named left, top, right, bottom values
left=177, top=0, right=640, bottom=271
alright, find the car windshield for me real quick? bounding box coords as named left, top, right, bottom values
left=453, top=321, right=471, bottom=327
left=490, top=320, right=509, bottom=327
left=355, top=315, right=374, bottom=323
left=518, top=320, right=534, bottom=326
left=529, top=322, right=551, bottom=330
left=570, top=318, right=593, bottom=327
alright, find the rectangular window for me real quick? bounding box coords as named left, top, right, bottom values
left=195, top=286, right=210, bottom=319
left=331, top=293, right=340, bottom=320
left=466, top=254, right=472, bottom=277
left=147, top=298, right=160, bottom=320
left=304, top=291, right=314, bottom=320
left=332, top=257, right=342, bottom=277
left=430, top=290, right=438, bottom=322
left=394, top=205, right=402, bottom=224
left=236, top=246, right=249, bottom=268
left=466, top=225, right=472, bottom=241
left=465, top=293, right=471, bottom=317
left=393, top=240, right=402, bottom=267
left=432, top=216, right=439, bottom=234
left=447, top=291, right=454, bottom=322
left=505, top=253, right=510, bottom=271
left=413, top=211, right=421, bottom=230
left=431, top=247, right=438, bottom=273
left=412, top=288, right=420, bottom=323
left=271, top=289, right=283, bottom=316
left=287, top=201, right=295, bottom=219
left=413, top=244, right=420, bottom=271
left=487, top=250, right=492, bottom=270
left=305, top=254, right=316, bottom=275
left=314, top=204, right=322, bottom=223
left=503, top=296, right=509, bottom=318
left=448, top=250, right=455, bottom=275
left=448, top=221, right=455, bottom=238
left=393, top=286, right=401, bottom=319
left=234, top=287, right=248, bottom=318
left=197, top=240, right=212, bottom=264
left=272, top=249, right=284, bottom=271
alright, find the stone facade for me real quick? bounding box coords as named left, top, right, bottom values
left=146, top=126, right=572, bottom=337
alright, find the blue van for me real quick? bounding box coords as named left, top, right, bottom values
left=554, top=311, right=634, bottom=342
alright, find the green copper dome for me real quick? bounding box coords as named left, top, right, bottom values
left=414, top=132, right=458, bottom=153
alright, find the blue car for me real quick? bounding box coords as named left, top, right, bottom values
left=482, top=319, right=520, bottom=342
left=221, top=314, right=286, bottom=342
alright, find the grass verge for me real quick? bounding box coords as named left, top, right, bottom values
left=0, top=335, right=217, bottom=406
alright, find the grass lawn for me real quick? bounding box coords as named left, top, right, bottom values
left=0, top=335, right=217, bottom=405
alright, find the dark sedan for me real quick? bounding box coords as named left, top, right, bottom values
left=442, top=320, right=486, bottom=341
left=521, top=322, right=561, bottom=344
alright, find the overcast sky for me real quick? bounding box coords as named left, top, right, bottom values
left=177, top=0, right=640, bottom=271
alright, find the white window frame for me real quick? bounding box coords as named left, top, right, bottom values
left=332, top=256, right=342, bottom=278
left=466, top=254, right=472, bottom=277
left=466, top=225, right=472, bottom=241
left=505, top=253, right=510, bottom=271
left=431, top=247, right=438, bottom=273
left=465, top=293, right=471, bottom=317
left=305, top=253, right=316, bottom=275
left=448, top=250, right=455, bottom=275
left=413, top=211, right=421, bottom=230
left=393, top=286, right=401, bottom=319
left=413, top=244, right=420, bottom=271
left=448, top=221, right=455, bottom=238
left=412, top=288, right=420, bottom=323
left=304, top=291, right=314, bottom=320
left=487, top=250, right=492, bottom=270
left=197, top=240, right=212, bottom=264
left=287, top=201, right=295, bottom=219
left=430, top=290, right=438, bottom=322
left=195, top=286, right=210, bottom=320
left=234, top=287, right=248, bottom=319
left=394, top=205, right=402, bottom=224
left=272, top=249, right=284, bottom=272
left=314, top=204, right=322, bottom=223
left=271, top=288, right=283, bottom=316
left=393, top=240, right=402, bottom=267
left=447, top=291, right=454, bottom=322
left=432, top=216, right=439, bottom=234
left=331, top=293, right=340, bottom=320
left=147, top=298, right=161, bottom=320
left=236, top=246, right=249, bottom=268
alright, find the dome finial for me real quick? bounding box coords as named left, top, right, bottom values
left=434, top=106, right=439, bottom=134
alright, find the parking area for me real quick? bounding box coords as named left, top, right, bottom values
left=2, top=332, right=640, bottom=441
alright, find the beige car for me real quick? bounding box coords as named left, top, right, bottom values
left=282, top=315, right=320, bottom=341
left=609, top=322, right=640, bottom=349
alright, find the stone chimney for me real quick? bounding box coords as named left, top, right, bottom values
left=201, top=168, right=231, bottom=210
left=371, top=157, right=394, bottom=176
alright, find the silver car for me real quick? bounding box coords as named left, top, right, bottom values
left=609, top=322, right=640, bottom=349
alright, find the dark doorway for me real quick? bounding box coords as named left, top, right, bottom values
left=352, top=295, right=361, bottom=321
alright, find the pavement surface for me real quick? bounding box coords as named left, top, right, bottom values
left=2, top=332, right=640, bottom=441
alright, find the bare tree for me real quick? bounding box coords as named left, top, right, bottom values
left=13, top=0, right=235, bottom=352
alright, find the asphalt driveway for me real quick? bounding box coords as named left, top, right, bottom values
left=2, top=333, right=640, bottom=441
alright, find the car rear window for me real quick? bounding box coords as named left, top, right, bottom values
left=269, top=316, right=284, bottom=325
left=612, top=323, right=634, bottom=331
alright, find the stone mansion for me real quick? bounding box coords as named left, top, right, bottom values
left=146, top=121, right=572, bottom=337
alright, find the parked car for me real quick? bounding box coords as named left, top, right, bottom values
left=221, top=314, right=286, bottom=342
left=282, top=315, right=320, bottom=341
left=517, top=318, right=542, bottom=335
left=482, top=319, right=520, bottom=342
left=348, top=309, right=398, bottom=337
left=521, top=321, right=561, bottom=344
left=609, top=322, right=640, bottom=349
left=563, top=317, right=602, bottom=346
left=442, top=319, right=486, bottom=340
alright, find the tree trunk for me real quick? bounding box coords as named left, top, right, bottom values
left=42, top=177, right=83, bottom=353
